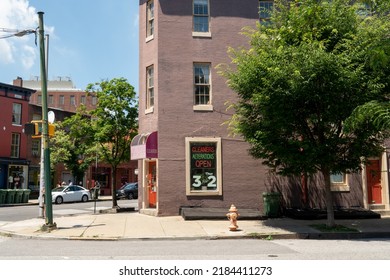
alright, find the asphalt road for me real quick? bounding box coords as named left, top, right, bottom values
left=0, top=199, right=137, bottom=222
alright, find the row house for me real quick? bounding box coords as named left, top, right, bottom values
left=0, top=82, right=35, bottom=191
left=133, top=0, right=390, bottom=216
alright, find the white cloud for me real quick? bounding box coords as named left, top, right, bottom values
left=0, top=0, right=53, bottom=71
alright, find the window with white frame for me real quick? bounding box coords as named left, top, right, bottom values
left=330, top=172, right=350, bottom=192
left=11, top=133, right=20, bottom=158
left=194, top=63, right=211, bottom=106
left=193, top=0, right=209, bottom=33
left=12, top=103, right=22, bottom=125
left=147, top=0, right=154, bottom=38
left=146, top=65, right=154, bottom=110
left=186, top=137, right=222, bottom=196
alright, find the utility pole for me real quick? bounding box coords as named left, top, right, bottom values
left=38, top=11, right=56, bottom=229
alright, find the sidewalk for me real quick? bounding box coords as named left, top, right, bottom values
left=1, top=198, right=390, bottom=240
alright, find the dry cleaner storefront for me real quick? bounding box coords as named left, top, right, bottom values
left=131, top=131, right=158, bottom=215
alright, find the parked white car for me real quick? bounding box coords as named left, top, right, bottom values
left=51, top=185, right=91, bottom=204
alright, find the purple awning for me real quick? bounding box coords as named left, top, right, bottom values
left=130, top=131, right=158, bottom=160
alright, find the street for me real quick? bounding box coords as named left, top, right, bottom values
left=0, top=237, right=390, bottom=260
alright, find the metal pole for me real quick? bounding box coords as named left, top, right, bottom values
left=38, top=34, right=49, bottom=219
left=38, top=11, right=55, bottom=229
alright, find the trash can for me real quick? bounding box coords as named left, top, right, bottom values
left=14, top=189, right=24, bottom=203
left=5, top=189, right=16, bottom=204
left=22, top=189, right=31, bottom=203
left=262, top=192, right=281, bottom=218
left=0, top=189, right=7, bottom=204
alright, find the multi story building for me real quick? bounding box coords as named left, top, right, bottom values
left=0, top=82, right=35, bottom=190
left=134, top=0, right=390, bottom=216
left=13, top=77, right=137, bottom=196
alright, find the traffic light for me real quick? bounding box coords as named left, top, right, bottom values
left=24, top=121, right=55, bottom=138
left=31, top=120, right=42, bottom=139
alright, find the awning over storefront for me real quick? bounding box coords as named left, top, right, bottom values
left=131, top=131, right=158, bottom=160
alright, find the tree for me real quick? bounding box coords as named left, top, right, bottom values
left=220, top=0, right=390, bottom=227
left=50, top=105, right=97, bottom=185
left=86, top=78, right=138, bottom=208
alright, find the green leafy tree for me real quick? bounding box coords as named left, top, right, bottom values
left=50, top=105, right=97, bottom=185
left=86, top=78, right=138, bottom=208
left=220, top=0, right=390, bottom=227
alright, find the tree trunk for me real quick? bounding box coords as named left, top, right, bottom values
left=321, top=167, right=335, bottom=227
left=111, top=166, right=118, bottom=208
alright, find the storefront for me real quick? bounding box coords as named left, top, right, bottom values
left=131, top=131, right=158, bottom=214
left=0, top=159, right=29, bottom=190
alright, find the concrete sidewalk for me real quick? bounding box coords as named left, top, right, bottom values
left=1, top=199, right=390, bottom=240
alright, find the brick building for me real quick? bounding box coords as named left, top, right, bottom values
left=0, top=82, right=35, bottom=190
left=134, top=0, right=390, bottom=216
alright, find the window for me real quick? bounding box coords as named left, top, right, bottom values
left=12, top=103, right=22, bottom=125
left=81, top=95, right=86, bottom=104
left=70, top=95, right=75, bottom=106
left=330, top=172, right=350, bottom=192
left=146, top=65, right=154, bottom=111
left=59, top=95, right=64, bottom=105
left=193, top=0, right=209, bottom=33
left=37, top=94, right=42, bottom=105
left=146, top=0, right=154, bottom=39
left=185, top=137, right=222, bottom=196
left=92, top=96, right=97, bottom=106
left=48, top=95, right=54, bottom=105
left=259, top=1, right=273, bottom=20
left=11, top=133, right=20, bottom=158
left=32, top=139, right=40, bottom=157
left=194, top=63, right=212, bottom=108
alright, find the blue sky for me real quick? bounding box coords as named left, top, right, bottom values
left=0, top=0, right=139, bottom=92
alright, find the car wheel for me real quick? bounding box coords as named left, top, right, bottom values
left=127, top=193, right=134, bottom=200
left=81, top=194, right=89, bottom=202
left=55, top=196, right=63, bottom=204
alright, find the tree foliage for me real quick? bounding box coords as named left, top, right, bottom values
left=50, top=105, right=97, bottom=184
left=220, top=0, right=390, bottom=226
left=87, top=78, right=138, bottom=208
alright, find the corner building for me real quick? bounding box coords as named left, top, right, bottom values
left=134, top=0, right=268, bottom=216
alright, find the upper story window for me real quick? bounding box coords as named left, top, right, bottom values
left=59, top=95, right=65, bottom=105
left=70, top=95, right=75, bottom=106
left=12, top=103, right=22, bottom=125
left=37, top=94, right=42, bottom=105
left=147, top=0, right=154, bottom=39
left=146, top=65, right=154, bottom=112
left=92, top=96, right=97, bottom=106
left=81, top=95, right=86, bottom=104
left=193, top=63, right=212, bottom=111
left=48, top=95, right=54, bottom=105
left=259, top=1, right=273, bottom=21
left=11, top=133, right=20, bottom=158
left=193, top=0, right=209, bottom=34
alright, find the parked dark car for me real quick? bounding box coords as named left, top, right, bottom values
left=116, top=182, right=138, bottom=200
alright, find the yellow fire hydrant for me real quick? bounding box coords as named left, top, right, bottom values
left=226, top=204, right=240, bottom=231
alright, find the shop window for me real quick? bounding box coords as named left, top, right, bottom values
left=185, top=137, right=222, bottom=196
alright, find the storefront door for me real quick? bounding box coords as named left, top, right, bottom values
left=147, top=161, right=157, bottom=208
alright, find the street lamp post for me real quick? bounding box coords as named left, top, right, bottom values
left=37, top=11, right=56, bottom=229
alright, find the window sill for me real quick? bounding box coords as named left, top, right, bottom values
left=193, top=105, right=213, bottom=112
left=192, top=32, right=211, bottom=38
left=331, top=183, right=350, bottom=192
left=145, top=107, right=154, bottom=115
left=146, top=35, right=154, bottom=43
